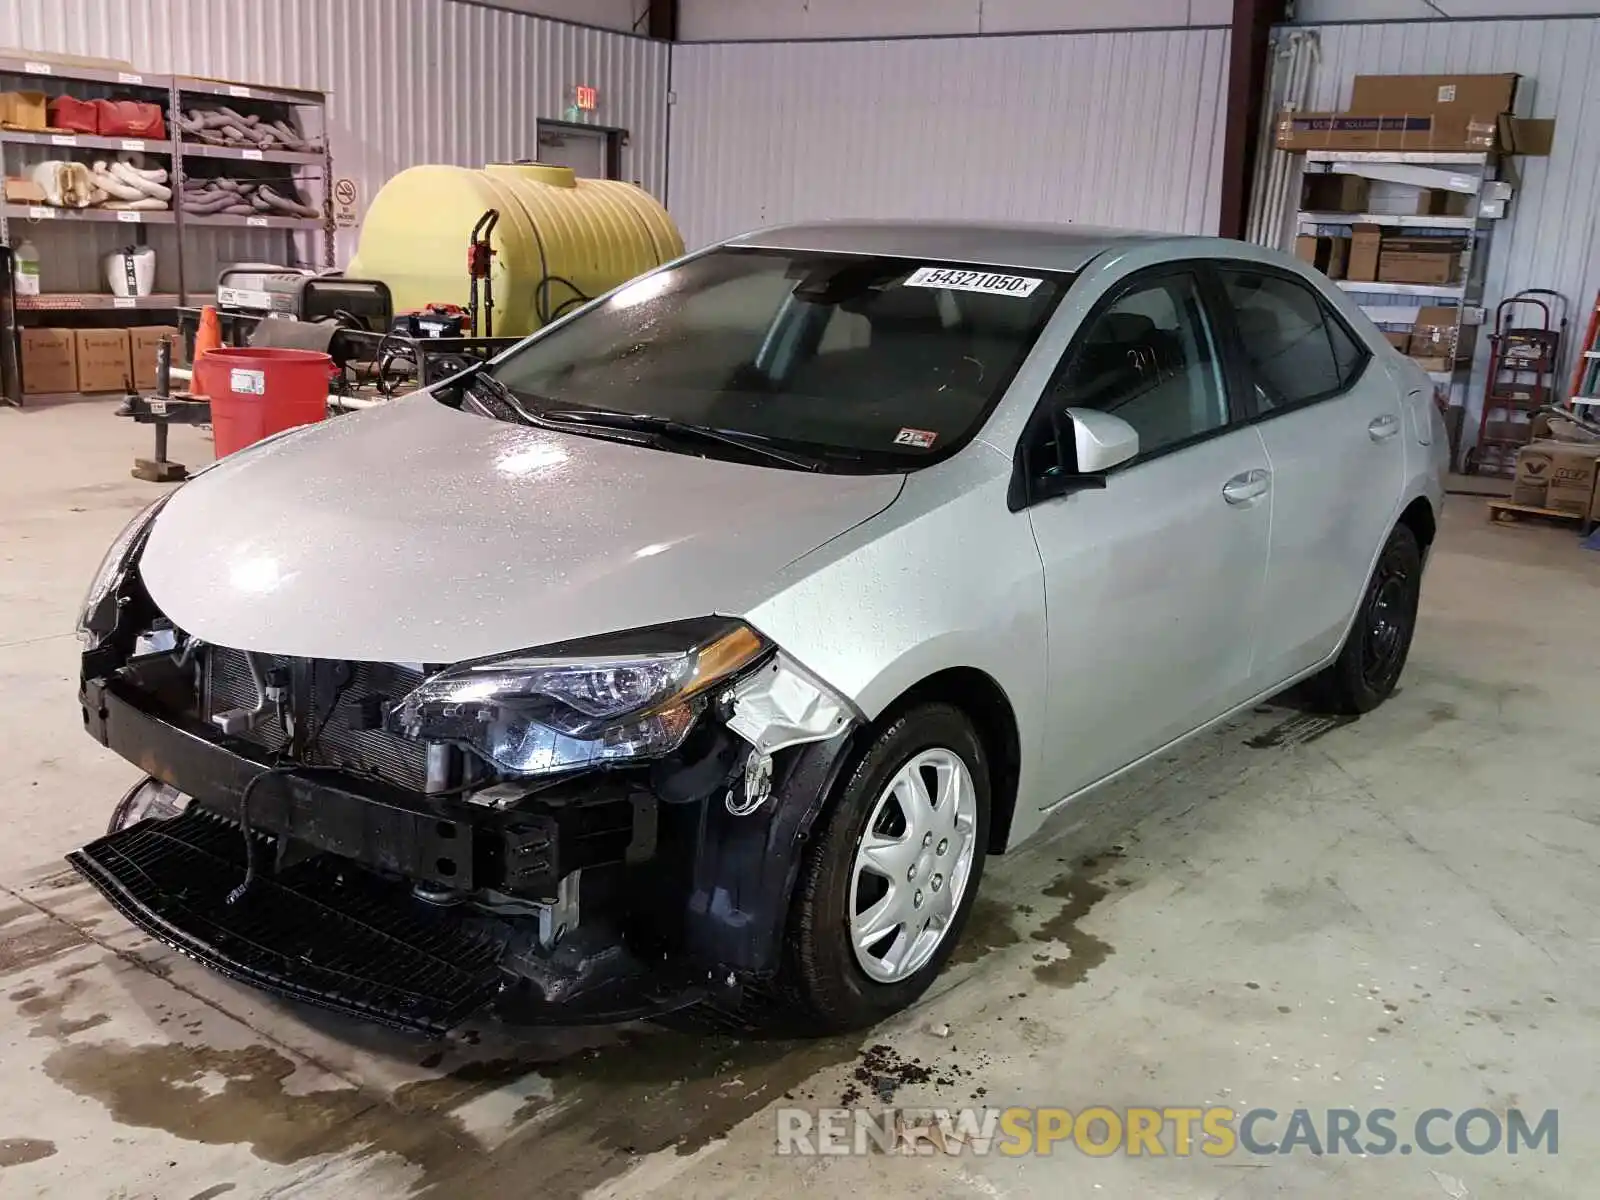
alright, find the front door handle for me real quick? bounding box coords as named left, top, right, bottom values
left=1222, top=468, right=1271, bottom=505
left=1369, top=414, right=1401, bottom=441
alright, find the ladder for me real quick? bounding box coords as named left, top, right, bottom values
left=1568, top=289, right=1600, bottom=412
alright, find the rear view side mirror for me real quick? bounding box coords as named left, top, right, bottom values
left=1010, top=405, right=1142, bottom=511
left=1062, top=407, right=1139, bottom=473
left=1020, top=407, right=1139, bottom=505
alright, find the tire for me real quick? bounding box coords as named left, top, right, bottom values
left=775, top=702, right=991, bottom=1034
left=1310, top=523, right=1423, bottom=715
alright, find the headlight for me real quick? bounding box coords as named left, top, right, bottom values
left=387, top=620, right=767, bottom=775
left=76, top=493, right=172, bottom=648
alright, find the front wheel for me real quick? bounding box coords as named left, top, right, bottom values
left=777, top=703, right=991, bottom=1033
left=1310, top=523, right=1423, bottom=715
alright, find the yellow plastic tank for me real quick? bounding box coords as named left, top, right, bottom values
left=348, top=162, right=684, bottom=337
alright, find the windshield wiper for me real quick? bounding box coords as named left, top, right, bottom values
left=539, top=408, right=828, bottom=471
left=459, top=369, right=548, bottom=425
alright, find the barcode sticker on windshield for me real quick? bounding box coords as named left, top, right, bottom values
left=903, top=266, right=1043, bottom=297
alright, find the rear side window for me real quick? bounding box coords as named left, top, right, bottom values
left=1218, top=268, right=1368, bottom=410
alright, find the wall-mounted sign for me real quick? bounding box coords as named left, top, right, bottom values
left=333, top=177, right=359, bottom=228
left=574, top=85, right=598, bottom=112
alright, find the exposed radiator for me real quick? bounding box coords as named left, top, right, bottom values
left=203, top=647, right=430, bottom=791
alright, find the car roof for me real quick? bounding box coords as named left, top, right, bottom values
left=725, top=219, right=1225, bottom=273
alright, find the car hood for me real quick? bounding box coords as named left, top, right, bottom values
left=139, top=396, right=903, bottom=663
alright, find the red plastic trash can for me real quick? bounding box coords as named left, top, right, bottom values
left=195, top=347, right=332, bottom=458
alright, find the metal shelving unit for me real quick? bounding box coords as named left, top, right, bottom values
left=173, top=76, right=327, bottom=107
left=1296, top=149, right=1509, bottom=455
left=1, top=55, right=334, bottom=404
left=1333, top=279, right=1466, bottom=298
left=1301, top=210, right=1479, bottom=230
left=16, top=292, right=180, bottom=311
left=180, top=142, right=325, bottom=166
left=172, top=73, right=335, bottom=273
left=1, top=130, right=173, bottom=154
left=182, top=213, right=327, bottom=231
left=4, top=203, right=176, bottom=225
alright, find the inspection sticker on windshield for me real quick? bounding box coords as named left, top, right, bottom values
left=902, top=266, right=1043, bottom=297
left=893, top=427, right=939, bottom=449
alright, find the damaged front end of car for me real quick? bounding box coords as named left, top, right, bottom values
left=69, top=502, right=861, bottom=1035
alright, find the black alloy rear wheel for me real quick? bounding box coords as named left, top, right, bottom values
left=1311, top=523, right=1423, bottom=715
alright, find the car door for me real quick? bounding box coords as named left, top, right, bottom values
left=1212, top=263, right=1405, bottom=690
left=1021, top=266, right=1273, bottom=805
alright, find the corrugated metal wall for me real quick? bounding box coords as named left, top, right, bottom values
left=1295, top=17, right=1600, bottom=422
left=667, top=29, right=1231, bottom=249
left=1, top=0, right=669, bottom=286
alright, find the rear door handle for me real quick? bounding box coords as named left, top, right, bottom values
left=1222, top=468, right=1271, bottom=505
left=1369, top=414, right=1401, bottom=441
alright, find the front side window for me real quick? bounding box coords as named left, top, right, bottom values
left=1218, top=267, right=1368, bottom=410
left=484, top=249, right=1067, bottom=472
left=1043, top=271, right=1229, bottom=460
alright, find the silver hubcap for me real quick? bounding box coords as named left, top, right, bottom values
left=849, top=748, right=979, bottom=983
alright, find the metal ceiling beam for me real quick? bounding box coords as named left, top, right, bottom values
left=1218, top=0, right=1288, bottom=240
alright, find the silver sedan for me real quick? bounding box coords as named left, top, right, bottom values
left=74, top=221, right=1446, bottom=1034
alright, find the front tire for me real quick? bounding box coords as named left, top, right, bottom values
left=1311, top=523, right=1423, bottom=715
left=778, top=703, right=991, bottom=1033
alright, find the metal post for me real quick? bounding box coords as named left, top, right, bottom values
left=0, top=128, right=18, bottom=406
left=171, top=78, right=189, bottom=309
left=131, top=336, right=188, bottom=482
left=647, top=0, right=678, bottom=40
left=1219, top=0, right=1289, bottom=240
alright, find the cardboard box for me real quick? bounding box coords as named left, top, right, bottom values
left=1380, top=251, right=1459, bottom=285
left=1277, top=109, right=1551, bottom=155
left=74, top=329, right=131, bottom=393
left=1276, top=110, right=1498, bottom=153
left=1506, top=117, right=1555, bottom=156
left=3, top=175, right=45, bottom=203
left=128, top=325, right=180, bottom=392
left=0, top=90, right=48, bottom=131
left=1348, top=225, right=1383, bottom=282
left=1301, top=173, right=1370, bottom=213
left=1417, top=188, right=1471, bottom=217
left=1295, top=234, right=1352, bottom=280
left=19, top=328, right=77, bottom=395
left=1349, top=73, right=1518, bottom=117
left=1377, top=238, right=1463, bottom=285
left=1543, top=441, right=1600, bottom=516
left=1511, top=440, right=1600, bottom=514
left=1279, top=74, right=1530, bottom=155
left=1325, top=235, right=1351, bottom=280
left=1511, top=443, right=1553, bottom=506
left=1408, top=306, right=1463, bottom=363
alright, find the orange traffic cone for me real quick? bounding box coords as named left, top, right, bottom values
left=188, top=305, right=223, bottom=396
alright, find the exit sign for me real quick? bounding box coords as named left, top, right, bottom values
left=574, top=85, right=598, bottom=111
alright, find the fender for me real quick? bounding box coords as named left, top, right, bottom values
left=681, top=723, right=865, bottom=974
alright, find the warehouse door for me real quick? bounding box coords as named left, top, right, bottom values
left=536, top=121, right=620, bottom=180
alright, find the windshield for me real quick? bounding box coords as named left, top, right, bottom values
left=486, top=248, right=1068, bottom=472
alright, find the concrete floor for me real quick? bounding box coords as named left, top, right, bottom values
left=2, top=399, right=1598, bottom=1199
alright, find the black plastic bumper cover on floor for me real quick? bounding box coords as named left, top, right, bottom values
left=67, top=809, right=508, bottom=1035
